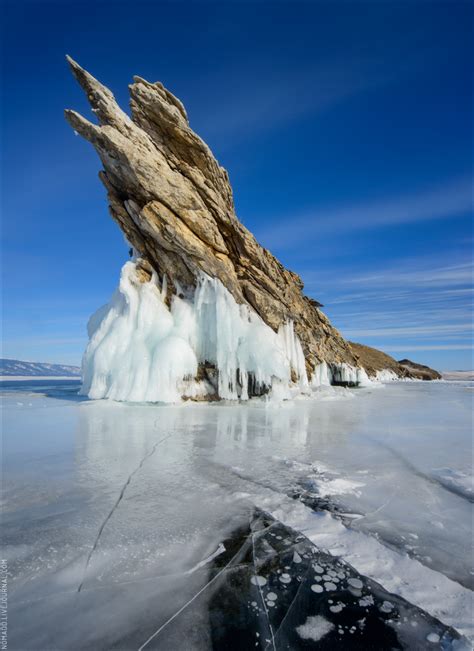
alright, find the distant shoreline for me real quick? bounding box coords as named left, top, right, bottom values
left=0, top=376, right=81, bottom=381
left=441, top=371, right=474, bottom=381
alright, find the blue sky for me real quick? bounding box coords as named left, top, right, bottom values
left=1, top=0, right=472, bottom=370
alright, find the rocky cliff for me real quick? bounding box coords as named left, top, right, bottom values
left=348, top=342, right=413, bottom=379
left=65, top=59, right=441, bottom=400
left=398, top=359, right=442, bottom=381
left=65, top=58, right=359, bottom=384
left=348, top=343, right=441, bottom=381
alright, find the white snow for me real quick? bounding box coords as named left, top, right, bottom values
left=432, top=468, right=474, bottom=497
left=268, top=502, right=474, bottom=642
left=315, top=477, right=365, bottom=498
left=376, top=369, right=399, bottom=382
left=296, top=615, right=335, bottom=642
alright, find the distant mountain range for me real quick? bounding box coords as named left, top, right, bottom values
left=442, top=370, right=474, bottom=381
left=0, top=358, right=81, bottom=377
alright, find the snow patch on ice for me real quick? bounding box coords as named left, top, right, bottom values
left=316, top=477, right=365, bottom=498
left=267, top=500, right=474, bottom=642
left=431, top=468, right=473, bottom=498
left=376, top=369, right=399, bottom=382
left=296, top=615, right=335, bottom=642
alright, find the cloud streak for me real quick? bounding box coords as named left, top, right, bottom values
left=298, top=254, right=473, bottom=365
left=344, top=323, right=472, bottom=339
left=382, top=344, right=473, bottom=352
left=194, top=50, right=419, bottom=144
left=258, top=176, right=473, bottom=249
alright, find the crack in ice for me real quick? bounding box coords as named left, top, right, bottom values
left=137, top=535, right=252, bottom=650
left=367, top=437, right=474, bottom=504
left=250, top=528, right=276, bottom=651
left=77, top=432, right=174, bottom=593
left=272, top=563, right=309, bottom=640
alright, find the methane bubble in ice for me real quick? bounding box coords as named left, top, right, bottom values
left=348, top=578, right=363, bottom=590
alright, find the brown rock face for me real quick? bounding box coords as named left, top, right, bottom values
left=397, top=359, right=442, bottom=381
left=349, top=342, right=411, bottom=378
left=349, top=343, right=441, bottom=381
left=65, top=57, right=358, bottom=377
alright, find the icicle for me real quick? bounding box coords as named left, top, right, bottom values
left=310, top=362, right=333, bottom=387
left=81, top=261, right=379, bottom=403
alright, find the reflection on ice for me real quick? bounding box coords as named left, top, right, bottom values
left=2, top=379, right=473, bottom=648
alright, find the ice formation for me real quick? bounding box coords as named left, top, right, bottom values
left=80, top=262, right=400, bottom=403
left=375, top=369, right=399, bottom=382
left=310, top=362, right=372, bottom=388
left=310, top=361, right=332, bottom=387
left=81, top=262, right=309, bottom=403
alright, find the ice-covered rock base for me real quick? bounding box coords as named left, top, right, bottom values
left=80, top=262, right=398, bottom=403
left=81, top=262, right=310, bottom=402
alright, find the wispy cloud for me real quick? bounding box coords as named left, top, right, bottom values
left=298, top=253, right=473, bottom=366
left=194, top=50, right=420, bottom=143
left=258, top=176, right=473, bottom=250
left=301, top=257, right=473, bottom=306
left=325, top=262, right=473, bottom=290
left=382, top=344, right=473, bottom=352
left=344, top=324, right=472, bottom=339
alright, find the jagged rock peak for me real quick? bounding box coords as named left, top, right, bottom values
left=65, top=57, right=359, bottom=376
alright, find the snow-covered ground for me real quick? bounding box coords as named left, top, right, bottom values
left=2, top=379, right=472, bottom=649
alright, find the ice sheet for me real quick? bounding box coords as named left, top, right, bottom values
left=2, top=379, right=472, bottom=648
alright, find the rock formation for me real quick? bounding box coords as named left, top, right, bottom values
left=398, top=359, right=442, bottom=381
left=348, top=342, right=412, bottom=379
left=65, top=58, right=438, bottom=399
left=348, top=343, right=441, bottom=381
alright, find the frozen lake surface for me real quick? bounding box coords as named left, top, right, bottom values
left=2, top=379, right=473, bottom=649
